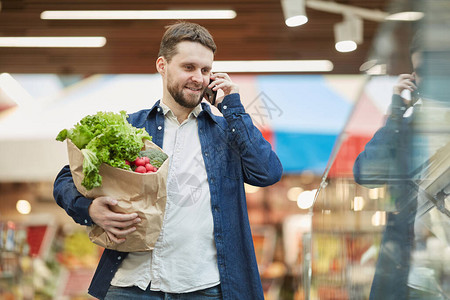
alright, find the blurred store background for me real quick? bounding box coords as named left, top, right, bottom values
left=1, top=0, right=449, bottom=299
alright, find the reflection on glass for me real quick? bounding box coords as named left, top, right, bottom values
left=310, top=1, right=450, bottom=299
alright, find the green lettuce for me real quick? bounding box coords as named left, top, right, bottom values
left=56, top=111, right=152, bottom=190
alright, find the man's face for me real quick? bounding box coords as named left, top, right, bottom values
left=411, top=51, right=423, bottom=87
left=164, top=41, right=213, bottom=108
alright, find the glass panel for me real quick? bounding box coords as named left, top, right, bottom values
left=309, top=1, right=450, bottom=299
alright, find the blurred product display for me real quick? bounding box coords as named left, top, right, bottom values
left=0, top=215, right=102, bottom=300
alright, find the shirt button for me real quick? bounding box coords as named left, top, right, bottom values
left=157, top=107, right=161, bottom=112
left=214, top=206, right=219, bottom=212
left=84, top=219, right=88, bottom=224
left=158, top=126, right=162, bottom=130
left=204, top=152, right=208, bottom=156
left=117, top=256, right=122, bottom=260
left=395, top=130, right=399, bottom=133
left=231, top=128, right=235, bottom=132
left=223, top=105, right=228, bottom=110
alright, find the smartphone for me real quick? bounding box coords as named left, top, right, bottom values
left=411, top=80, right=421, bottom=104
left=204, top=79, right=217, bottom=105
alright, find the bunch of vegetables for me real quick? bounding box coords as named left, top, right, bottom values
left=56, top=111, right=167, bottom=190
left=129, top=149, right=168, bottom=174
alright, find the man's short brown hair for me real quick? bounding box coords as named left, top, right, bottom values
left=158, top=21, right=217, bottom=62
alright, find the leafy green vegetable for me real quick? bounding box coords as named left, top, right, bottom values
left=56, top=111, right=152, bottom=190
left=81, top=148, right=102, bottom=189
left=139, top=148, right=168, bottom=169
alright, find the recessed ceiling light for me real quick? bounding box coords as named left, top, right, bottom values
left=41, top=10, right=237, bottom=20
left=212, top=60, right=334, bottom=73
left=385, top=11, right=424, bottom=21
left=0, top=37, right=106, bottom=47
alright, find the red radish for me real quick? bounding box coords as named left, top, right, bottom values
left=145, top=163, right=154, bottom=172
left=143, top=156, right=150, bottom=164
left=135, top=166, right=147, bottom=173
left=125, top=160, right=130, bottom=165
left=134, top=157, right=146, bottom=167
left=153, top=167, right=157, bottom=172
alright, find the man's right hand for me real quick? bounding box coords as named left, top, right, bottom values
left=393, top=73, right=417, bottom=102
left=88, top=196, right=141, bottom=244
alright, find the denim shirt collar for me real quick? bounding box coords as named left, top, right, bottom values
left=146, top=100, right=220, bottom=125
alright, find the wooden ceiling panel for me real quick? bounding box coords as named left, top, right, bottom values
left=0, top=0, right=393, bottom=74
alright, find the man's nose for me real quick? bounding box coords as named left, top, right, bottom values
left=191, top=69, right=203, bottom=83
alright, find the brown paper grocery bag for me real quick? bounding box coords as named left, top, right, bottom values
left=66, top=139, right=168, bottom=252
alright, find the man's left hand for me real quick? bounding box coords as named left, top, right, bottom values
left=209, top=73, right=239, bottom=106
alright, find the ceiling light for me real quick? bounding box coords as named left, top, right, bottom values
left=385, top=11, right=424, bottom=21
left=334, top=14, right=363, bottom=53
left=359, top=59, right=387, bottom=75
left=306, top=0, right=388, bottom=22
left=41, top=10, right=237, bottom=20
left=281, top=0, right=308, bottom=27
left=0, top=37, right=106, bottom=47
left=335, top=40, right=357, bottom=53
left=365, top=64, right=387, bottom=75
left=359, top=59, right=378, bottom=72
left=212, top=60, right=333, bottom=73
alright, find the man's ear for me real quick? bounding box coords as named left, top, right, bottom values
left=156, top=57, right=166, bottom=75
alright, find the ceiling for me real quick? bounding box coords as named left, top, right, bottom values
left=0, top=0, right=393, bottom=75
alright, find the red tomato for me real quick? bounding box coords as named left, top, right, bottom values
left=135, top=166, right=147, bottom=173
left=134, top=157, right=146, bottom=167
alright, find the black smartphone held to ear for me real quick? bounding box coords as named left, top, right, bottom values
left=204, top=79, right=217, bottom=105
left=411, top=80, right=421, bottom=104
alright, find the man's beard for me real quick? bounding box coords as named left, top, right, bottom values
left=167, top=79, right=204, bottom=109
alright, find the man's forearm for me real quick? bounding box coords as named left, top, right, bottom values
left=53, top=165, right=93, bottom=225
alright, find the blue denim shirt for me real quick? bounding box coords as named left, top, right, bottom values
left=353, top=95, right=417, bottom=300
left=53, top=93, right=283, bottom=300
